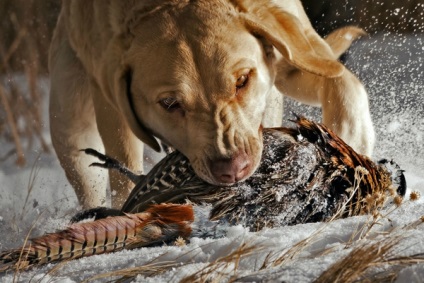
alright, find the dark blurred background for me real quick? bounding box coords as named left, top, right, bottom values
left=0, top=0, right=423, bottom=165
left=0, top=0, right=60, bottom=165
left=302, top=0, right=423, bottom=35
left=0, top=0, right=59, bottom=74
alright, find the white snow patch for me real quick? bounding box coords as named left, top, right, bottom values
left=387, top=119, right=402, bottom=133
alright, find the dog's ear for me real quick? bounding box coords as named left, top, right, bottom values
left=324, top=26, right=366, bottom=59
left=114, top=66, right=162, bottom=152
left=237, top=2, right=345, bottom=78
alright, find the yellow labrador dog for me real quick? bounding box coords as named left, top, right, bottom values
left=49, top=0, right=374, bottom=209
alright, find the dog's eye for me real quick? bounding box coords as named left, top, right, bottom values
left=236, top=74, right=249, bottom=90
left=159, top=97, right=181, bottom=112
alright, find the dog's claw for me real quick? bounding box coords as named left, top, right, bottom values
left=81, top=148, right=143, bottom=184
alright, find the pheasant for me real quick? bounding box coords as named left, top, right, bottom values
left=0, top=117, right=406, bottom=272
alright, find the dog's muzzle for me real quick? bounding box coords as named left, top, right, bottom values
left=208, top=152, right=252, bottom=184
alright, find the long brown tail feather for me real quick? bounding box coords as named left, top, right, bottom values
left=0, top=204, right=193, bottom=272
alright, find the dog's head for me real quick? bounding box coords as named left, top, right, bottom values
left=100, top=0, right=344, bottom=185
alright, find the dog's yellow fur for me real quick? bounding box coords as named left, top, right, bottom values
left=49, top=0, right=374, bottom=208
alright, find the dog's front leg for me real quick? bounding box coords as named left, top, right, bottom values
left=262, top=86, right=284, bottom=128
left=320, top=71, right=375, bottom=156
left=275, top=66, right=375, bottom=156
left=49, top=22, right=109, bottom=209
left=92, top=90, right=145, bottom=208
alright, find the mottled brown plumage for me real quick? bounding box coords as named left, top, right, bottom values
left=119, top=117, right=405, bottom=230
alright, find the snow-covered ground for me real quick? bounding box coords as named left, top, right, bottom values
left=0, top=32, right=423, bottom=282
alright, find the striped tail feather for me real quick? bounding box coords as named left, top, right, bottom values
left=0, top=204, right=193, bottom=272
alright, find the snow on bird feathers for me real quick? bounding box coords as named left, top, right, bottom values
left=117, top=116, right=405, bottom=229
left=0, top=117, right=406, bottom=272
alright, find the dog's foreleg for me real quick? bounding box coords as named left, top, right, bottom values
left=49, top=24, right=109, bottom=208
left=274, top=22, right=374, bottom=156
left=320, top=71, right=375, bottom=156
left=92, top=91, right=145, bottom=208
left=262, top=86, right=284, bottom=127
left=275, top=66, right=375, bottom=156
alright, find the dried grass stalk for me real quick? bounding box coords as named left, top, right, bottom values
left=82, top=261, right=182, bottom=283
left=180, top=242, right=259, bottom=283
left=315, top=214, right=424, bottom=283
left=315, top=236, right=402, bottom=283
left=0, top=83, right=25, bottom=166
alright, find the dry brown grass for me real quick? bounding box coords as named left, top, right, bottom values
left=315, top=236, right=403, bottom=283
left=313, top=190, right=424, bottom=283
left=82, top=261, right=183, bottom=283
left=180, top=242, right=260, bottom=283
left=315, top=221, right=424, bottom=283
left=8, top=211, right=46, bottom=282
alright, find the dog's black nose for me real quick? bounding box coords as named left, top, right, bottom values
left=210, top=153, right=251, bottom=184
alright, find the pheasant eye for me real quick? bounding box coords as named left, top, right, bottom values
left=236, top=74, right=249, bottom=90
left=159, top=97, right=181, bottom=112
